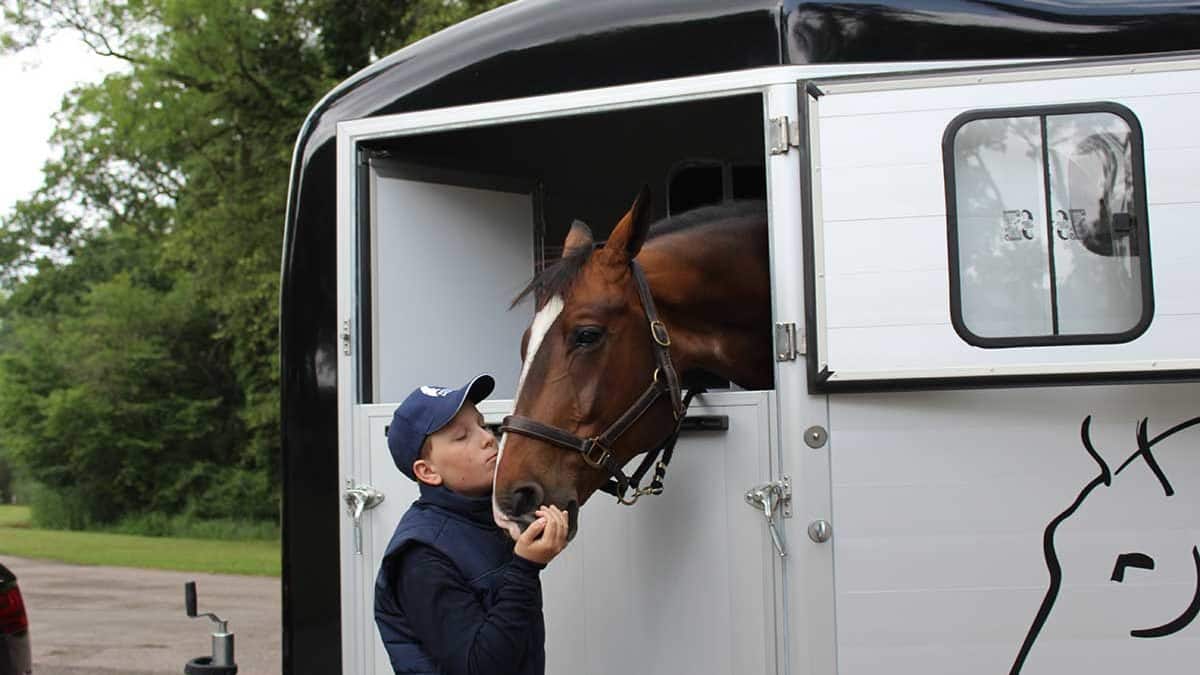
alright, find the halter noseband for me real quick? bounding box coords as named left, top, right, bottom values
left=500, top=260, right=702, bottom=505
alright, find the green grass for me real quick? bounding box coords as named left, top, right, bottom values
left=0, top=506, right=278, bottom=576
left=105, top=513, right=280, bottom=541
left=0, top=505, right=31, bottom=527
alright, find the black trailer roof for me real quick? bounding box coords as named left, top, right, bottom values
left=279, top=2, right=1200, bottom=672
left=291, top=0, right=1200, bottom=176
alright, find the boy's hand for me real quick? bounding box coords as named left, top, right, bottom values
left=514, top=505, right=569, bottom=565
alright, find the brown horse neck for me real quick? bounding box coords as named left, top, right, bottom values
left=636, top=217, right=774, bottom=390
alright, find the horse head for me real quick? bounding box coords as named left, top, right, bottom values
left=492, top=188, right=680, bottom=540
left=492, top=189, right=773, bottom=540
left=1013, top=415, right=1200, bottom=674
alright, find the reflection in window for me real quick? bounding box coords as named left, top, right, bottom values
left=947, top=106, right=1151, bottom=347
left=1048, top=114, right=1144, bottom=335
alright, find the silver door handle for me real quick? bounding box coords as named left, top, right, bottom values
left=345, top=483, right=385, bottom=555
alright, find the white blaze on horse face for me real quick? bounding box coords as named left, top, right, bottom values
left=493, top=294, right=564, bottom=539
left=515, top=294, right=564, bottom=395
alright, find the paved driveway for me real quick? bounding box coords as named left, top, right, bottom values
left=2, top=555, right=281, bottom=675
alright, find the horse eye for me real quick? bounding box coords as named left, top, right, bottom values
left=1112, top=552, right=1155, bottom=582
left=572, top=326, right=605, bottom=348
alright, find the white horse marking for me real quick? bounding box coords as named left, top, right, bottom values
left=515, top=294, right=564, bottom=396
left=493, top=295, right=564, bottom=538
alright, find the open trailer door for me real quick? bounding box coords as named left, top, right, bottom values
left=336, top=163, right=540, bottom=675
left=335, top=73, right=795, bottom=675
left=801, top=55, right=1200, bottom=675
left=801, top=54, right=1200, bottom=392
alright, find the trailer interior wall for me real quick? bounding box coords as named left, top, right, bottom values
left=361, top=94, right=767, bottom=397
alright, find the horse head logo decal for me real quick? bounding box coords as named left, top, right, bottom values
left=1012, top=415, right=1200, bottom=674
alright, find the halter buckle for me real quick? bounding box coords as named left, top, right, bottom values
left=618, top=483, right=663, bottom=506
left=649, top=320, right=671, bottom=347
left=581, top=438, right=612, bottom=470
left=618, top=490, right=642, bottom=506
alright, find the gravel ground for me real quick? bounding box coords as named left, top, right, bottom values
left=2, top=555, right=281, bottom=675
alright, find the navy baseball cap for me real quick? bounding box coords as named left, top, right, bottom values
left=387, top=374, right=496, bottom=481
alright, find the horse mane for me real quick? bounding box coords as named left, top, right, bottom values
left=510, top=241, right=594, bottom=309
left=511, top=200, right=766, bottom=308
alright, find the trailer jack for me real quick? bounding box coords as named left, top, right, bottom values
left=183, top=581, right=238, bottom=674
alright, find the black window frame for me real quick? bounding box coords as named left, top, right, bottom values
left=942, top=101, right=1154, bottom=349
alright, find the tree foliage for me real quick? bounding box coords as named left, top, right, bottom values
left=0, top=0, right=509, bottom=528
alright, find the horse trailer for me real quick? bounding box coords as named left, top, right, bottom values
left=281, top=1, right=1200, bottom=674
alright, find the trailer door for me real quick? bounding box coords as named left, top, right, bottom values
left=351, top=392, right=782, bottom=675
left=337, top=166, right=539, bottom=675
left=802, top=55, right=1200, bottom=391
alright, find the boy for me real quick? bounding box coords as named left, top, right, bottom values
left=375, top=374, right=569, bottom=675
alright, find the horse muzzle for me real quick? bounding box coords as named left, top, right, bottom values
left=494, top=482, right=580, bottom=542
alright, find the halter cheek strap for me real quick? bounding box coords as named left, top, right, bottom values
left=500, top=260, right=703, bottom=505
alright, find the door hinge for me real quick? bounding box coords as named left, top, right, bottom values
left=768, top=116, right=801, bottom=155
left=341, top=319, right=352, bottom=356
left=775, top=321, right=805, bottom=361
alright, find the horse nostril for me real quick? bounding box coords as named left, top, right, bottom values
left=509, top=482, right=544, bottom=519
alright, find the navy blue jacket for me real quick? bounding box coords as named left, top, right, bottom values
left=375, top=484, right=546, bottom=675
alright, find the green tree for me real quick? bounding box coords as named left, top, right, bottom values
left=0, top=0, right=510, bottom=529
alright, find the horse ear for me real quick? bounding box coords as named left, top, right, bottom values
left=604, top=186, right=652, bottom=261
left=562, top=219, right=593, bottom=259
left=1079, top=416, right=1113, bottom=486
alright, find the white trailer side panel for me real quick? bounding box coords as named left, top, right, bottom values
left=829, top=384, right=1200, bottom=675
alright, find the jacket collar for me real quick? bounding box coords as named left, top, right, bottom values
left=417, top=483, right=496, bottom=528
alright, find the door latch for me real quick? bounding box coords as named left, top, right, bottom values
left=744, top=476, right=791, bottom=558
left=344, top=481, right=385, bottom=555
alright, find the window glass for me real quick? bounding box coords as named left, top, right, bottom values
left=952, top=116, right=1053, bottom=338
left=1047, top=113, right=1144, bottom=335
left=948, top=106, right=1149, bottom=346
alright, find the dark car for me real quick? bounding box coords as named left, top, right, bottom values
left=0, top=561, right=31, bottom=675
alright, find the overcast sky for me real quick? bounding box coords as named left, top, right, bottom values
left=0, top=33, right=119, bottom=215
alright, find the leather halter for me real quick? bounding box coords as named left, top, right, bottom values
left=500, top=260, right=702, bottom=505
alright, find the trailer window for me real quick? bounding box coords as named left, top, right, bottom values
left=944, top=104, right=1152, bottom=348
left=667, top=160, right=765, bottom=215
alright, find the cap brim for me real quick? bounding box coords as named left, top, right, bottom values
left=429, top=374, right=495, bottom=434
left=464, top=373, right=495, bottom=404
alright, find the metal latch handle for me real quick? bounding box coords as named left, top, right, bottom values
left=345, top=483, right=385, bottom=555
left=744, top=477, right=791, bottom=558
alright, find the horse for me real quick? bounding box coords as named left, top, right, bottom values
left=1012, top=414, right=1200, bottom=674
left=491, top=188, right=774, bottom=540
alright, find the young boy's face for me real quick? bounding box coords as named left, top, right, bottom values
left=414, top=402, right=498, bottom=497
